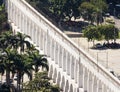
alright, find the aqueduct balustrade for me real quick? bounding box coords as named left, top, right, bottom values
left=5, top=0, right=120, bottom=92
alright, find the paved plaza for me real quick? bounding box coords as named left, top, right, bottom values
left=65, top=16, right=120, bottom=77
left=70, top=36, right=120, bottom=76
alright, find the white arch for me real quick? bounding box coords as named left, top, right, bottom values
left=70, top=84, right=74, bottom=92
left=78, top=63, right=83, bottom=88
left=67, top=53, right=70, bottom=75
left=60, top=76, right=65, bottom=90
left=98, top=80, right=102, bottom=92
left=53, top=68, right=57, bottom=83
left=93, top=76, right=97, bottom=92
left=65, top=80, right=69, bottom=92
left=56, top=72, right=61, bottom=86
left=59, top=46, right=62, bottom=68
left=83, top=67, right=88, bottom=92
left=48, top=65, right=53, bottom=78
left=88, top=72, right=93, bottom=92
left=70, top=56, right=75, bottom=79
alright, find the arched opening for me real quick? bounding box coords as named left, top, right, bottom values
left=56, top=72, right=61, bottom=86
left=70, top=84, right=73, bottom=92
left=70, top=57, right=75, bottom=79
left=67, top=53, right=70, bottom=75
left=60, top=76, right=65, bottom=90
left=93, top=76, right=97, bottom=92
left=75, top=59, right=78, bottom=83
left=83, top=67, right=88, bottom=92
left=48, top=65, right=53, bottom=78
left=53, top=68, right=57, bottom=83
left=98, top=80, right=102, bottom=92
left=62, top=49, right=66, bottom=71
left=88, top=72, right=93, bottom=92
left=65, top=80, right=69, bottom=92
left=78, top=63, right=83, bottom=88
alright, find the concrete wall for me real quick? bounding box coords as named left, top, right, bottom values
left=6, top=0, right=120, bottom=92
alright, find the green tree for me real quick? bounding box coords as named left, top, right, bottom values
left=15, top=32, right=31, bottom=53
left=83, top=25, right=102, bottom=45
left=0, top=48, right=17, bottom=86
left=79, top=2, right=95, bottom=24
left=80, top=0, right=108, bottom=25
left=13, top=53, right=34, bottom=91
left=28, top=50, right=49, bottom=73
left=99, top=24, right=119, bottom=43
left=23, top=72, right=60, bottom=92
left=62, top=0, right=80, bottom=21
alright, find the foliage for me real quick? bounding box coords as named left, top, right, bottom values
left=79, top=0, right=108, bottom=25
left=99, top=24, right=119, bottom=42
left=83, top=25, right=102, bottom=41
left=0, top=4, right=9, bottom=32
left=83, top=24, right=119, bottom=43
left=23, top=72, right=60, bottom=92
left=0, top=31, right=49, bottom=91
left=79, top=2, right=95, bottom=23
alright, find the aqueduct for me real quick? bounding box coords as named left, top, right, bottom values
left=5, top=0, right=120, bottom=92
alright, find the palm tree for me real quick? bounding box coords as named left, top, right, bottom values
left=28, top=50, right=49, bottom=73
left=12, top=53, right=34, bottom=91
left=0, top=63, right=5, bottom=79
left=1, top=48, right=16, bottom=86
left=23, top=72, right=60, bottom=92
left=15, top=32, right=31, bottom=53
left=0, top=31, right=13, bottom=50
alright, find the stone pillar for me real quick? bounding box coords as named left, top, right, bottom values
left=52, top=68, right=57, bottom=83
left=60, top=76, right=65, bottom=90
left=12, top=5, right=15, bottom=24
left=11, top=3, right=14, bottom=22
left=83, top=68, right=88, bottom=92
left=47, top=32, right=50, bottom=57
left=16, top=8, right=18, bottom=27
left=56, top=72, right=61, bottom=86
left=39, top=28, right=42, bottom=50
left=18, top=10, right=21, bottom=29
left=45, top=31, right=48, bottom=55
left=31, top=23, right=34, bottom=41
left=48, top=65, right=53, bottom=79
left=67, top=53, right=70, bottom=75
left=59, top=46, right=62, bottom=68
left=88, top=73, right=93, bottom=92
left=63, top=50, right=66, bottom=71
left=61, top=48, right=64, bottom=68
left=97, top=81, right=102, bottom=92
left=52, top=40, right=55, bottom=60
left=9, top=1, right=12, bottom=20
left=70, top=56, right=75, bottom=79
left=7, top=0, right=10, bottom=20
left=21, top=14, right=23, bottom=32
left=55, top=43, right=58, bottom=64
left=24, top=16, right=27, bottom=34
left=78, top=63, right=83, bottom=88
left=36, top=28, right=39, bottom=46
left=27, top=20, right=31, bottom=36
left=14, top=7, right=17, bottom=26
left=75, top=59, right=78, bottom=83
left=64, top=80, right=69, bottom=92
left=93, top=77, right=97, bottom=92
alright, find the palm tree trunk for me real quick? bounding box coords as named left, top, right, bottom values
left=6, top=70, right=10, bottom=86
left=17, top=72, right=21, bottom=92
